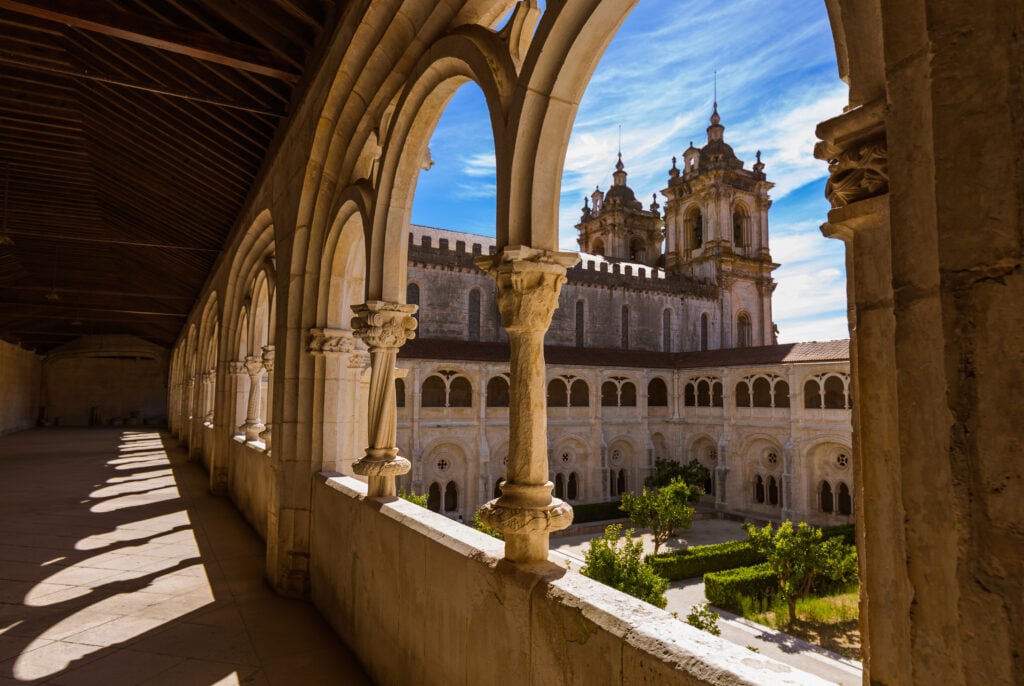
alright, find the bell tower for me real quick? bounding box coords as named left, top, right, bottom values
left=661, top=105, right=778, bottom=347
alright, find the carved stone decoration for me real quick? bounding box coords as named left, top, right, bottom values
left=815, top=99, right=889, bottom=210
left=474, top=246, right=580, bottom=563
left=242, top=355, right=265, bottom=441
left=350, top=300, right=418, bottom=497
left=307, top=327, right=356, bottom=355
left=228, top=360, right=246, bottom=376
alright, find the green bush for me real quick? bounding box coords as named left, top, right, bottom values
left=581, top=524, right=668, bottom=608
left=820, top=523, right=856, bottom=546
left=704, top=563, right=778, bottom=613
left=685, top=603, right=721, bottom=636
left=648, top=539, right=765, bottom=580
left=571, top=500, right=626, bottom=523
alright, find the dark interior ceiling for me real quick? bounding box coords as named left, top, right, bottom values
left=0, top=0, right=339, bottom=353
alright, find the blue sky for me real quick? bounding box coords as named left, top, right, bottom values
left=411, top=0, right=848, bottom=343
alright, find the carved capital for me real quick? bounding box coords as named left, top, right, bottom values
left=475, top=246, right=579, bottom=334
left=227, top=360, right=246, bottom=376
left=351, top=301, right=418, bottom=350
left=815, top=100, right=888, bottom=209
left=348, top=350, right=371, bottom=369
left=261, top=345, right=275, bottom=372
left=243, top=355, right=263, bottom=377
left=307, top=327, right=356, bottom=355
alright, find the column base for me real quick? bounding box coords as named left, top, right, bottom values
left=478, top=496, right=574, bottom=563
left=243, top=422, right=265, bottom=442
left=352, top=452, right=411, bottom=498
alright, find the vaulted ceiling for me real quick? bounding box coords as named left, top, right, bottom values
left=0, top=0, right=340, bottom=353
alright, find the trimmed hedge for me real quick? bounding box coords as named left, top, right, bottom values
left=821, top=523, right=856, bottom=546
left=647, top=540, right=765, bottom=580
left=571, top=500, right=625, bottom=524
left=704, top=563, right=778, bottom=613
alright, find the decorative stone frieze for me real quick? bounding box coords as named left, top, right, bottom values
left=474, top=246, right=579, bottom=563
left=350, top=300, right=418, bottom=497
left=815, top=99, right=888, bottom=210
left=307, top=327, right=356, bottom=355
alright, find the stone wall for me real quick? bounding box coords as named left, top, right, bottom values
left=228, top=438, right=273, bottom=540
left=0, top=340, right=42, bottom=435
left=310, top=474, right=830, bottom=686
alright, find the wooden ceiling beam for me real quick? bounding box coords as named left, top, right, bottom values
left=0, top=0, right=301, bottom=81
left=0, top=284, right=196, bottom=300
left=3, top=229, right=222, bottom=253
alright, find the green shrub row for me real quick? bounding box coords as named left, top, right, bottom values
left=704, top=563, right=778, bottom=613
left=820, top=523, right=856, bottom=546
left=571, top=500, right=625, bottom=523
left=647, top=540, right=765, bottom=580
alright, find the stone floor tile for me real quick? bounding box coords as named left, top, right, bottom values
left=46, top=648, right=184, bottom=686
left=62, top=615, right=168, bottom=647
left=136, top=658, right=264, bottom=686
left=0, top=638, right=103, bottom=682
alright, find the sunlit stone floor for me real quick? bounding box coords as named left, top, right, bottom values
left=0, top=428, right=371, bottom=685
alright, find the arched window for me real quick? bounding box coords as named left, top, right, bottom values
left=629, top=237, right=645, bottom=262
left=737, top=312, right=752, bottom=347
left=395, top=378, right=405, bottom=408
left=620, top=382, right=637, bottom=407
left=838, top=482, right=853, bottom=515
left=427, top=482, right=441, bottom=512
left=733, top=207, right=746, bottom=247
left=688, top=207, right=703, bottom=249
left=700, top=313, right=709, bottom=351
left=569, top=379, right=589, bottom=407
left=486, top=376, right=509, bottom=407
left=601, top=381, right=618, bottom=407
left=820, top=481, right=835, bottom=513
left=752, top=377, right=772, bottom=407
left=575, top=300, right=585, bottom=348
left=684, top=383, right=696, bottom=406
left=712, top=381, right=723, bottom=407
left=548, top=379, right=568, bottom=407
left=554, top=473, right=565, bottom=499
left=621, top=306, right=630, bottom=349
left=696, top=380, right=710, bottom=406
left=616, top=469, right=627, bottom=496
left=444, top=481, right=458, bottom=512
left=768, top=476, right=780, bottom=506
left=407, top=282, right=421, bottom=324
left=468, top=288, right=481, bottom=341
left=704, top=470, right=714, bottom=496
left=754, top=475, right=765, bottom=503
left=735, top=381, right=751, bottom=407
left=824, top=376, right=846, bottom=409
left=592, top=237, right=605, bottom=256
left=448, top=377, right=472, bottom=407
left=422, top=376, right=446, bottom=407
left=662, top=309, right=672, bottom=352
left=567, top=472, right=578, bottom=501
left=774, top=380, right=791, bottom=408
left=647, top=378, right=668, bottom=406
left=804, top=379, right=822, bottom=409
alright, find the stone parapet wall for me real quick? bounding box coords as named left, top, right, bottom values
left=310, top=474, right=830, bottom=686
left=0, top=340, right=42, bottom=435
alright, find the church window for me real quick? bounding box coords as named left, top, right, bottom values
left=629, top=237, right=645, bottom=262
left=820, top=481, right=834, bottom=513
left=774, top=380, right=791, bottom=408
left=754, top=475, right=765, bottom=504
left=427, top=482, right=441, bottom=512
left=395, top=378, right=405, bottom=408
left=733, top=207, right=746, bottom=247
left=448, top=377, right=472, bottom=407
left=662, top=309, right=672, bottom=352
left=752, top=377, right=772, bottom=407
left=735, top=381, right=751, bottom=407
left=616, top=469, right=627, bottom=496
left=548, top=379, right=568, bottom=407
left=687, top=207, right=703, bottom=249
left=486, top=376, right=510, bottom=407
left=838, top=482, right=853, bottom=515
left=575, top=300, right=585, bottom=348
left=422, top=376, right=446, bottom=407
left=621, top=306, right=630, bottom=349
left=647, top=378, right=668, bottom=406
left=407, top=282, right=420, bottom=324
left=700, top=313, right=709, bottom=351
left=804, top=379, right=822, bottom=409
left=601, top=381, right=618, bottom=407
left=704, top=469, right=714, bottom=496
left=592, top=237, right=605, bottom=256
left=768, top=476, right=780, bottom=506
left=444, top=481, right=459, bottom=512
left=554, top=473, right=565, bottom=499
left=737, top=312, right=752, bottom=347
left=567, top=472, right=579, bottom=500
left=620, top=382, right=637, bottom=407
left=569, top=379, right=589, bottom=407
left=468, top=288, right=481, bottom=341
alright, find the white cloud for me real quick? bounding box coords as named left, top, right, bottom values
left=462, top=152, right=496, bottom=177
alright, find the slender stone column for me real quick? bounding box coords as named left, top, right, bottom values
left=227, top=360, right=247, bottom=433
left=351, top=301, right=417, bottom=497
left=242, top=355, right=265, bottom=441
left=258, top=345, right=275, bottom=451
left=203, top=368, right=216, bottom=424
left=475, top=246, right=578, bottom=563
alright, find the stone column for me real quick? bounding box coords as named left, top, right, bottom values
left=242, top=355, right=265, bottom=441
left=308, top=328, right=357, bottom=473
left=351, top=301, right=417, bottom=498
left=475, top=246, right=578, bottom=564
left=228, top=360, right=247, bottom=433
left=259, top=345, right=275, bottom=452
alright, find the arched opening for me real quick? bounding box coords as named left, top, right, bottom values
left=554, top=473, right=565, bottom=499
left=569, top=379, right=589, bottom=407
left=620, top=382, right=637, bottom=407
left=575, top=300, right=585, bottom=348
left=421, top=376, right=446, bottom=407
left=591, top=237, right=605, bottom=256
left=712, top=381, right=723, bottom=407
left=732, top=205, right=747, bottom=247
left=616, top=469, right=627, bottom=496
left=444, top=481, right=459, bottom=513
left=737, top=312, right=752, bottom=347
left=486, top=376, right=510, bottom=407
left=824, top=376, right=846, bottom=409
left=567, top=472, right=578, bottom=501
left=601, top=381, right=618, bottom=407
left=754, top=474, right=765, bottom=504
left=752, top=377, right=772, bottom=407
left=804, top=379, right=822, bottom=408
left=684, top=383, right=696, bottom=406
left=395, top=378, right=406, bottom=408
left=696, top=380, right=710, bottom=406
left=768, top=476, right=780, bottom=506
left=548, top=379, right=568, bottom=407
left=407, top=282, right=420, bottom=325
left=493, top=479, right=502, bottom=499
left=629, top=236, right=645, bottom=262
left=735, top=381, right=751, bottom=407
left=774, top=380, right=790, bottom=408
left=820, top=480, right=835, bottom=513
left=448, top=377, right=472, bottom=407
left=686, top=206, right=703, bottom=249
left=467, top=288, right=481, bottom=340
left=427, top=482, right=441, bottom=512
left=647, top=378, right=668, bottom=406
left=838, top=482, right=853, bottom=515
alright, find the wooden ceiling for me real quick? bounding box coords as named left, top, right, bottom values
left=0, top=0, right=339, bottom=353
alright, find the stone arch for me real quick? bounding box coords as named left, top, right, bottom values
left=422, top=438, right=470, bottom=516
left=731, top=201, right=750, bottom=247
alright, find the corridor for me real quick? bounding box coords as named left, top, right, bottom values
left=0, top=428, right=370, bottom=685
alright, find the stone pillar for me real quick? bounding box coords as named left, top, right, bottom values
left=780, top=439, right=797, bottom=522
left=714, top=440, right=729, bottom=511
left=307, top=328, right=355, bottom=473
left=258, top=345, right=275, bottom=452
left=475, top=246, right=578, bottom=563
left=242, top=355, right=265, bottom=441
left=351, top=301, right=417, bottom=498
left=228, top=360, right=247, bottom=433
